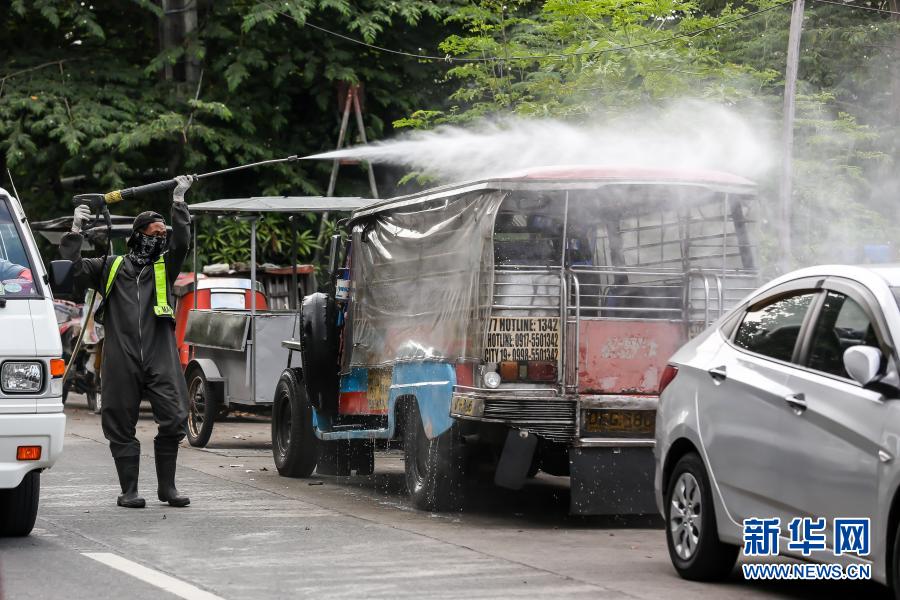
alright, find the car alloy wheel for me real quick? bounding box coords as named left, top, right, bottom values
left=670, top=472, right=702, bottom=560
left=665, top=452, right=738, bottom=580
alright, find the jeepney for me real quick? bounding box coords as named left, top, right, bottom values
left=272, top=166, right=758, bottom=514
left=180, top=196, right=370, bottom=447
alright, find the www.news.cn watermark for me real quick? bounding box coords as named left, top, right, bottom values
left=741, top=517, right=872, bottom=581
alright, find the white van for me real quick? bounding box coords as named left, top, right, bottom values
left=0, top=186, right=65, bottom=536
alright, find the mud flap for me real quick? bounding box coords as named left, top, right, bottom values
left=316, top=440, right=374, bottom=476
left=569, top=446, right=657, bottom=515
left=494, top=430, right=538, bottom=490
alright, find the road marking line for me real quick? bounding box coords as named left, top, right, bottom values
left=82, top=552, right=226, bottom=600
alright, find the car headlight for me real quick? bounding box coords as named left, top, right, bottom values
left=1, top=362, right=43, bottom=393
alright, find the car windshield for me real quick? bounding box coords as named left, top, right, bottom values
left=893, top=287, right=900, bottom=311
left=0, top=196, right=38, bottom=298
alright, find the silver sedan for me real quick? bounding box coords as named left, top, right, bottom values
left=655, top=265, right=900, bottom=593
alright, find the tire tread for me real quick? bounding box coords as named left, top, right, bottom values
left=186, top=365, right=218, bottom=448
left=0, top=470, right=40, bottom=537
left=403, top=401, right=464, bottom=512
left=272, top=369, right=318, bottom=478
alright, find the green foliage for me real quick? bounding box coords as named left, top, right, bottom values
left=430, top=0, right=778, bottom=118
left=415, top=0, right=900, bottom=268
left=2, top=0, right=897, bottom=271
left=195, top=215, right=319, bottom=266
left=1, top=0, right=460, bottom=269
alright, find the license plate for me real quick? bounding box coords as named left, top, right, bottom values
left=584, top=409, right=655, bottom=435
left=450, top=395, right=479, bottom=417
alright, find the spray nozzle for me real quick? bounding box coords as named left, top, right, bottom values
left=73, top=193, right=112, bottom=231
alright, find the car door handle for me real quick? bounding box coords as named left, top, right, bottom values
left=785, top=393, right=807, bottom=413
left=708, top=366, right=727, bottom=383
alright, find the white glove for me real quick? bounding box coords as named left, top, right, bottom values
left=173, top=175, right=193, bottom=203
left=71, top=205, right=92, bottom=233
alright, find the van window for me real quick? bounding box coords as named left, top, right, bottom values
left=0, top=198, right=37, bottom=298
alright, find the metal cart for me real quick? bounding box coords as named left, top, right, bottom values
left=181, top=196, right=371, bottom=446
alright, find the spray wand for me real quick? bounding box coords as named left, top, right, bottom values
left=72, top=155, right=299, bottom=225
left=102, top=155, right=299, bottom=204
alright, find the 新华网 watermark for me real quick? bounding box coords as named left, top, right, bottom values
left=741, top=517, right=871, bottom=581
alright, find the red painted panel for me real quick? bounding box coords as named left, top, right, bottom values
left=455, top=362, right=474, bottom=387
left=250, top=291, right=268, bottom=310
left=577, top=321, right=686, bottom=394
left=339, top=391, right=369, bottom=415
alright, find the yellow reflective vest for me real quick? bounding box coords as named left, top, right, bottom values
left=105, top=254, right=174, bottom=318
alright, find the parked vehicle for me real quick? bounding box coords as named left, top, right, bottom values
left=0, top=187, right=66, bottom=536
left=655, top=264, right=900, bottom=590
left=59, top=295, right=104, bottom=412
left=179, top=195, right=369, bottom=447
left=273, top=165, right=759, bottom=514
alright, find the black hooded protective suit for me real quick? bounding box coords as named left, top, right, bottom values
left=60, top=202, right=190, bottom=459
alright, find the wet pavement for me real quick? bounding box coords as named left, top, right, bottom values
left=0, top=396, right=888, bottom=599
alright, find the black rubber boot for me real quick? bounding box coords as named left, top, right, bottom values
left=155, top=449, right=190, bottom=507
left=114, top=455, right=146, bottom=508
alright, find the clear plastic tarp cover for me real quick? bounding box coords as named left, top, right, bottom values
left=348, top=191, right=506, bottom=368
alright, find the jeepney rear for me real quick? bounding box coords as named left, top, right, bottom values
left=448, top=166, right=758, bottom=514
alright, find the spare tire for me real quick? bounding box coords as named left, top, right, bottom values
left=300, top=292, right=340, bottom=414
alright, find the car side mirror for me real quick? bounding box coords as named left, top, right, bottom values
left=48, top=260, right=74, bottom=298
left=843, top=346, right=883, bottom=386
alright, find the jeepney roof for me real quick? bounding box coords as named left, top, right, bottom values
left=350, top=165, right=756, bottom=221
left=188, top=195, right=373, bottom=215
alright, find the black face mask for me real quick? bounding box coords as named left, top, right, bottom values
left=129, top=232, right=168, bottom=265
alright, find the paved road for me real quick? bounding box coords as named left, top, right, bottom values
left=0, top=397, right=888, bottom=599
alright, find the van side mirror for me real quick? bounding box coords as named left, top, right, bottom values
left=327, top=234, right=341, bottom=277
left=843, top=346, right=883, bottom=386
left=48, top=260, right=74, bottom=298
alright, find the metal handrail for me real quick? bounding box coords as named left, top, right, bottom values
left=568, top=272, right=581, bottom=393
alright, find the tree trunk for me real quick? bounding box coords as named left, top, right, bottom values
left=159, top=0, right=199, bottom=85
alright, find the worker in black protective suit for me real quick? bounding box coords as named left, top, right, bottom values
left=60, top=176, right=193, bottom=508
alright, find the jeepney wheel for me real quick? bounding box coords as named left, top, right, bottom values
left=403, top=400, right=465, bottom=512
left=272, top=369, right=318, bottom=478
left=300, top=293, right=339, bottom=414
left=186, top=365, right=218, bottom=448
left=665, top=452, right=738, bottom=581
